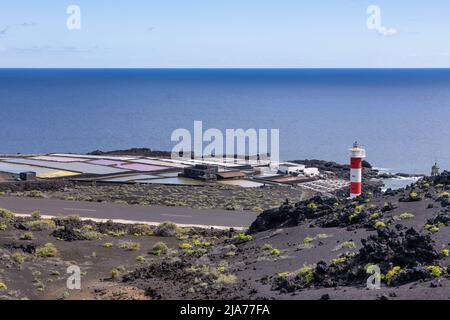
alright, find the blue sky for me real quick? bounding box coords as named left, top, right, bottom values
left=0, top=0, right=449, bottom=67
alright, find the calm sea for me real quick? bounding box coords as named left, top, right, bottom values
left=0, top=69, right=449, bottom=174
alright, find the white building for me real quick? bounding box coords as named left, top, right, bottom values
left=304, top=167, right=320, bottom=177
left=277, top=163, right=306, bottom=175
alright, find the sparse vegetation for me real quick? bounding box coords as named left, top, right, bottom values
left=31, top=210, right=41, bottom=219
left=333, top=241, right=356, bottom=251
left=179, top=243, right=193, bottom=250
left=102, top=242, right=113, bottom=248
left=297, top=265, right=314, bottom=284
left=307, top=202, right=318, bottom=210
left=111, top=267, right=120, bottom=279
left=303, top=236, right=313, bottom=244
left=399, top=213, right=415, bottom=220
left=426, top=265, right=446, bottom=278
left=20, top=232, right=34, bottom=240
left=375, top=221, right=386, bottom=229
left=154, top=221, right=181, bottom=237
left=135, top=255, right=145, bottom=263
left=233, top=233, right=253, bottom=242
left=11, top=252, right=25, bottom=264
left=384, top=266, right=403, bottom=286
left=152, top=241, right=169, bottom=256
left=36, top=243, right=58, bottom=258
left=29, top=219, right=56, bottom=231
left=119, top=242, right=141, bottom=251
left=0, top=208, right=14, bottom=219
left=270, top=248, right=281, bottom=255
left=215, top=273, right=238, bottom=285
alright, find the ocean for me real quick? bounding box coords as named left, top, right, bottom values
left=0, top=68, right=449, bottom=174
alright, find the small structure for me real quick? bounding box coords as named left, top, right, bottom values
left=277, top=163, right=306, bottom=175
left=431, top=162, right=440, bottom=177
left=20, top=171, right=36, bottom=181
left=349, top=142, right=366, bottom=198
left=216, top=171, right=246, bottom=180
left=181, top=164, right=218, bottom=181
left=304, top=167, right=320, bottom=177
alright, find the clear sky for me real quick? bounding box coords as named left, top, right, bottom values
left=1, top=0, right=450, bottom=68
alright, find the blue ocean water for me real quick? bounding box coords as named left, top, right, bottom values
left=0, top=69, right=449, bottom=174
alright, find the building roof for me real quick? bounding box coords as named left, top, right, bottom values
left=216, top=171, right=246, bottom=179
left=271, top=176, right=315, bottom=184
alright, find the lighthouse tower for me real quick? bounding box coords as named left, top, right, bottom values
left=349, top=142, right=366, bottom=198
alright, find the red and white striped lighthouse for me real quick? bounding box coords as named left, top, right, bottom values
left=349, top=142, right=366, bottom=198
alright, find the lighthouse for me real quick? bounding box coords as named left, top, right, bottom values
left=349, top=142, right=366, bottom=198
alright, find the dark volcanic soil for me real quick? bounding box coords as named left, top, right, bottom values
left=0, top=172, right=449, bottom=300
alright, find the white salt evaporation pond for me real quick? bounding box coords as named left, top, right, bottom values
left=100, top=174, right=160, bottom=182
left=0, top=162, right=80, bottom=178
left=51, top=153, right=138, bottom=161
left=2, top=158, right=129, bottom=175
left=217, top=180, right=265, bottom=188
left=136, top=177, right=204, bottom=186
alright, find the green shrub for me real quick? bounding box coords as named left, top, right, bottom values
left=270, top=248, right=281, bottom=255
left=29, top=219, right=56, bottom=231
left=426, top=266, right=446, bottom=278
left=28, top=190, right=44, bottom=198
left=409, top=191, right=420, bottom=200
left=119, top=242, right=141, bottom=251
left=303, top=236, right=313, bottom=244
left=233, top=233, right=253, bottom=242
left=20, top=232, right=34, bottom=240
left=425, top=224, right=440, bottom=233
left=215, top=273, right=237, bottom=285
left=135, top=255, right=145, bottom=263
left=179, top=243, right=193, bottom=250
left=385, top=266, right=403, bottom=286
left=0, top=208, right=14, bottom=219
left=399, top=213, right=415, bottom=220
left=11, top=252, right=25, bottom=264
left=31, top=210, right=41, bottom=219
left=334, top=241, right=356, bottom=251
left=36, top=243, right=58, bottom=258
left=276, top=272, right=290, bottom=278
left=375, top=221, right=386, bottom=229
left=440, top=192, right=449, bottom=198
left=111, top=267, right=120, bottom=279
left=262, top=243, right=273, bottom=251
left=354, top=205, right=364, bottom=214
left=0, top=223, right=7, bottom=231
left=154, top=221, right=180, bottom=237
left=83, top=231, right=103, bottom=240
left=370, top=212, right=380, bottom=219
left=152, top=241, right=169, bottom=256
left=130, top=224, right=153, bottom=236
left=331, top=256, right=347, bottom=264
left=0, top=282, right=7, bottom=290
left=107, top=231, right=127, bottom=237
left=442, top=249, right=449, bottom=257
left=102, top=242, right=113, bottom=248
left=307, top=202, right=318, bottom=210
left=297, top=265, right=314, bottom=283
